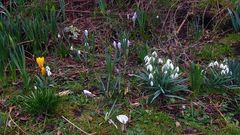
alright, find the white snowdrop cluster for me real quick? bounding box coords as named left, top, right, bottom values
left=64, top=25, right=80, bottom=40
left=112, top=38, right=130, bottom=50
left=208, top=61, right=231, bottom=75
left=144, top=51, right=180, bottom=87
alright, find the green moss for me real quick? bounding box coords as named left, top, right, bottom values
left=196, top=43, right=233, bottom=60
left=219, top=33, right=240, bottom=45
left=220, top=124, right=240, bottom=135
left=128, top=108, right=181, bottom=134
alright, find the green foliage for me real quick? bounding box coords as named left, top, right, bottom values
left=128, top=108, right=180, bottom=134
left=197, top=44, right=232, bottom=60
left=10, top=44, right=31, bottom=91
left=228, top=0, right=240, bottom=32
left=99, top=0, right=107, bottom=14
left=227, top=59, right=240, bottom=85
left=203, top=61, right=237, bottom=89
left=22, top=89, right=60, bottom=116
left=190, top=63, right=204, bottom=93
left=136, top=52, right=188, bottom=103
left=136, top=43, right=149, bottom=63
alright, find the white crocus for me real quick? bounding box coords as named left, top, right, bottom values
left=116, top=115, right=129, bottom=132
left=83, top=90, right=95, bottom=97
left=149, top=73, right=154, bottom=80
left=84, top=30, right=88, bottom=37
left=152, top=51, right=158, bottom=57
left=46, top=66, right=52, bottom=76
left=147, top=64, right=153, bottom=72
left=150, top=81, right=154, bottom=86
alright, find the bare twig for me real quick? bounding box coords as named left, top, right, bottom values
left=61, top=115, right=95, bottom=135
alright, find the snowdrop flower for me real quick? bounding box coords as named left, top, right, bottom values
left=213, top=61, right=219, bottom=67
left=225, top=67, right=229, bottom=74
left=175, top=67, right=179, bottom=73
left=158, top=58, right=163, bottom=64
left=164, top=71, right=168, bottom=74
left=150, top=81, right=154, bottom=86
left=117, top=42, right=121, bottom=49
left=46, top=66, right=52, bottom=76
left=220, top=64, right=224, bottom=69
left=70, top=46, right=74, bottom=51
left=208, top=62, right=214, bottom=67
left=34, top=86, right=37, bottom=90
left=57, top=33, right=61, bottom=38
left=83, top=90, right=95, bottom=97
left=84, top=42, right=89, bottom=46
left=84, top=30, right=88, bottom=37
left=127, top=14, right=130, bottom=20
left=144, top=55, right=150, bottom=63
left=113, top=41, right=117, bottom=48
left=132, top=12, right=137, bottom=23
left=152, top=51, right=158, bottom=57
left=166, top=59, right=172, bottom=65
left=221, top=70, right=226, bottom=75
left=156, top=15, right=159, bottom=19
left=169, top=63, right=174, bottom=70
left=127, top=40, right=130, bottom=47
left=149, top=73, right=154, bottom=79
left=147, top=64, right=153, bottom=72
left=77, top=50, right=81, bottom=55
left=151, top=57, right=156, bottom=62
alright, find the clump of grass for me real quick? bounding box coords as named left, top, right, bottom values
left=196, top=43, right=232, bottom=60
left=22, top=89, right=60, bottom=116
left=190, top=63, right=204, bottom=95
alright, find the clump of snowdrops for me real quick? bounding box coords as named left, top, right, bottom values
left=136, top=51, right=188, bottom=103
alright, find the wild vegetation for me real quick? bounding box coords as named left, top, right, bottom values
left=1, top=0, right=240, bottom=134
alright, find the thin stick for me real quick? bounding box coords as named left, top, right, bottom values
left=61, top=116, right=95, bottom=135
left=8, top=110, right=27, bottom=134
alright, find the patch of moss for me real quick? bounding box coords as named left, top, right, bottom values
left=128, top=108, right=181, bottom=134
left=219, top=33, right=240, bottom=45
left=196, top=43, right=233, bottom=60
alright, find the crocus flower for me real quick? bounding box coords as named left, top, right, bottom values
left=116, top=115, right=129, bottom=132
left=116, top=115, right=128, bottom=124
left=41, top=66, right=46, bottom=76
left=117, top=42, right=121, bottom=49
left=46, top=66, right=52, bottom=76
left=36, top=57, right=45, bottom=68
left=132, top=12, right=137, bottom=23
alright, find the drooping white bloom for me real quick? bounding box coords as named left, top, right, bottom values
left=150, top=81, right=154, bottom=86
left=83, top=90, right=95, bottom=97
left=113, top=41, right=117, bottom=48
left=70, top=46, right=74, bottom=51
left=166, top=59, right=172, bottom=65
left=34, top=86, right=37, bottom=90
left=147, top=64, right=153, bottom=72
left=152, top=51, right=158, bottom=57
left=169, top=63, right=174, bottom=70
left=46, top=66, right=52, bottom=76
left=117, top=42, right=121, bottom=49
left=225, top=67, right=229, bottom=74
left=208, top=62, right=214, bottom=67
left=84, top=30, right=88, bottom=37
left=156, top=15, right=159, bottom=19
left=84, top=42, right=89, bottom=46
left=175, top=67, right=179, bottom=73
left=158, top=58, right=163, bottom=64
left=77, top=50, right=81, bottom=55
left=132, top=12, right=137, bottom=23
left=213, top=61, right=219, bottom=67
left=116, top=115, right=129, bottom=124
left=221, top=70, right=226, bottom=75
left=144, top=55, right=150, bottom=63
left=164, top=71, right=168, bottom=74
left=127, top=40, right=130, bottom=47
left=57, top=33, right=61, bottom=38
left=127, top=14, right=130, bottom=20
left=149, top=73, right=154, bottom=79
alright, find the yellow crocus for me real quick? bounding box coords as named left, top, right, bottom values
left=36, top=57, right=45, bottom=68
left=41, top=66, right=46, bottom=76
